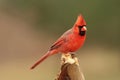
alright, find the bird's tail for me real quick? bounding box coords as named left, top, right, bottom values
left=30, top=50, right=55, bottom=69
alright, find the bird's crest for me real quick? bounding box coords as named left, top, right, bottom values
left=75, top=14, right=86, bottom=26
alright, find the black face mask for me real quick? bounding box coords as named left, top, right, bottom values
left=78, top=26, right=86, bottom=36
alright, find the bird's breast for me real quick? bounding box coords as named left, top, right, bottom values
left=69, top=35, right=86, bottom=52
left=61, top=34, right=86, bottom=53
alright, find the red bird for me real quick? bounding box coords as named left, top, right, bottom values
left=31, top=14, right=87, bottom=69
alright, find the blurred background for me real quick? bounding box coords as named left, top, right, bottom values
left=0, top=0, right=120, bottom=80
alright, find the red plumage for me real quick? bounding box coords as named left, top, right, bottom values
left=30, top=14, right=87, bottom=69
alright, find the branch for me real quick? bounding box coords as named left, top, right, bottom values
left=55, top=53, right=85, bottom=80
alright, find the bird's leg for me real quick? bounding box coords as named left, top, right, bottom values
left=61, top=53, right=75, bottom=65
left=61, top=53, right=79, bottom=66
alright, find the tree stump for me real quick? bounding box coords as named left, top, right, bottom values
left=55, top=53, right=85, bottom=80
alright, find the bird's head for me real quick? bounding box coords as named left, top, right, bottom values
left=73, top=14, right=87, bottom=36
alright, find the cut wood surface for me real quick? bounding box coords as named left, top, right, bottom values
left=55, top=53, right=85, bottom=80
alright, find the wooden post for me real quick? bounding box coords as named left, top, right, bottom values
left=55, top=53, right=85, bottom=80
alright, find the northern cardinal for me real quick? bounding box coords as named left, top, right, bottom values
left=31, top=14, right=87, bottom=69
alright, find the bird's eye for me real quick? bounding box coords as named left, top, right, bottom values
left=78, top=26, right=83, bottom=28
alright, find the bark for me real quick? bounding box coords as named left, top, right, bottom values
left=55, top=53, right=85, bottom=80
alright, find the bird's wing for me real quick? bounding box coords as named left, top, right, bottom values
left=50, top=29, right=72, bottom=51
left=50, top=38, right=66, bottom=50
